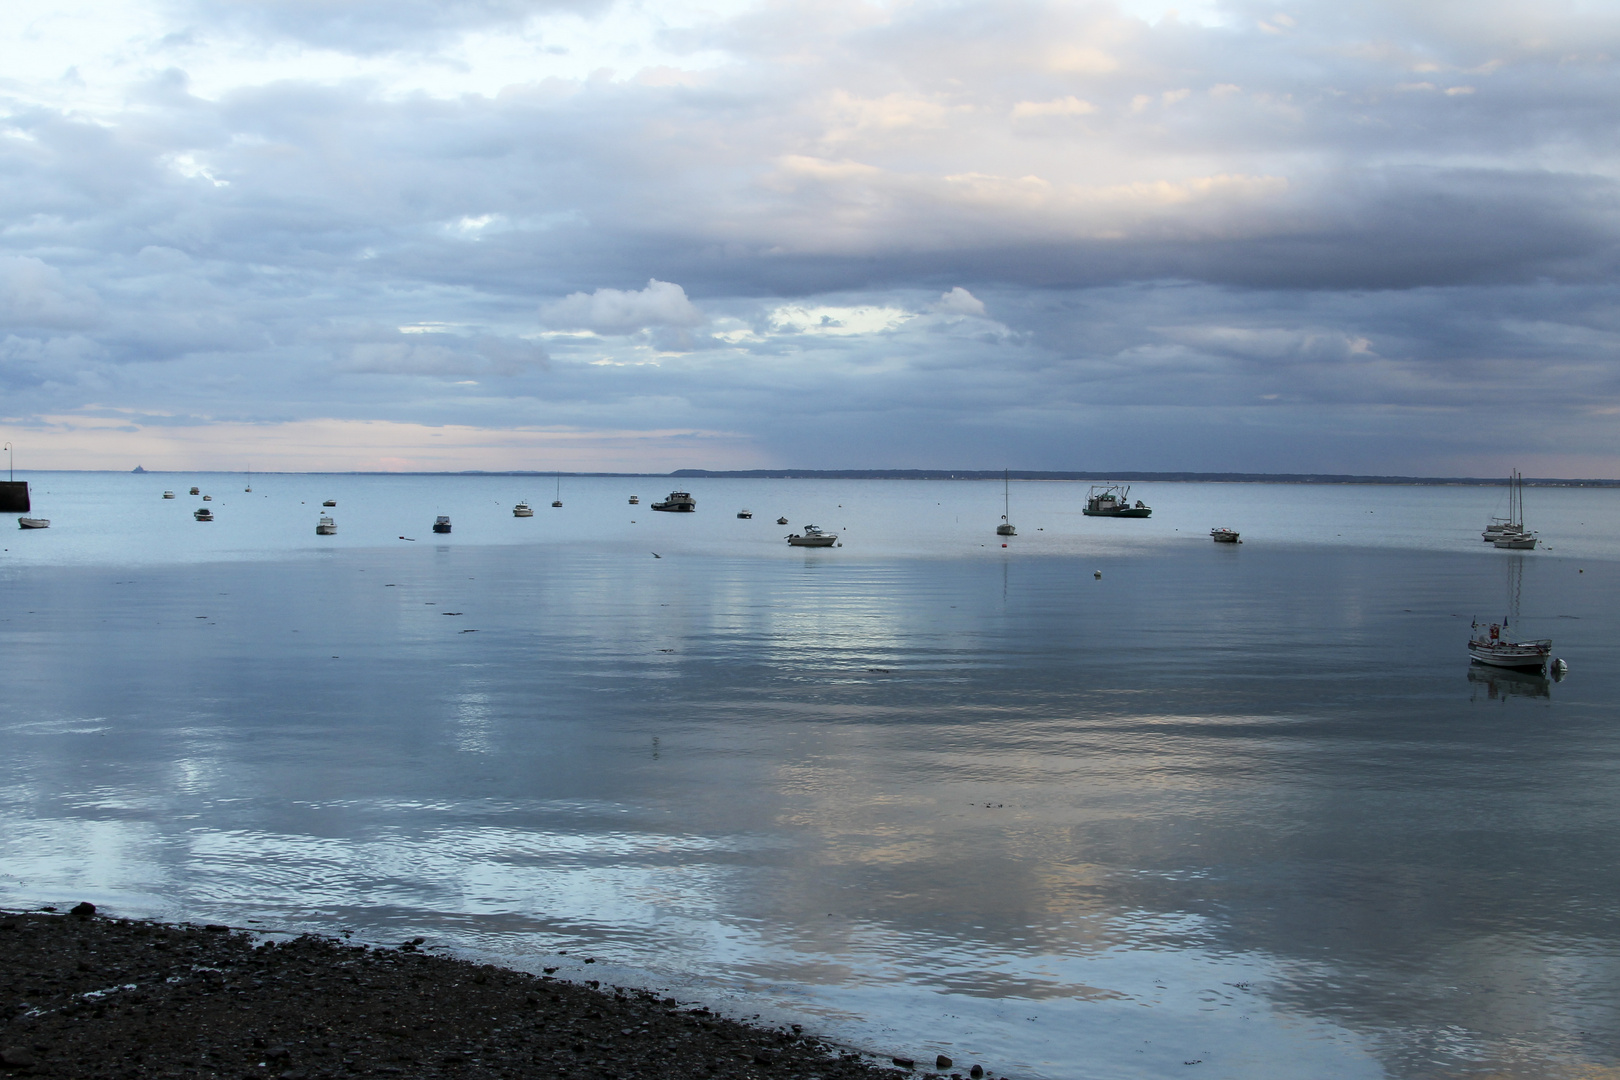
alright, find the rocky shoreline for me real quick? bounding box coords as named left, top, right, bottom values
left=1, top=906, right=998, bottom=1080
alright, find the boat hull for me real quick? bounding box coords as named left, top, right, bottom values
left=1494, top=535, right=1537, bottom=549
left=1211, top=529, right=1240, bottom=543
left=788, top=535, right=837, bottom=547
left=17, top=517, right=49, bottom=529
left=513, top=509, right=533, bottom=517
left=1468, top=641, right=1551, bottom=669
left=1083, top=507, right=1151, bottom=517
left=996, top=524, right=1016, bottom=536
left=316, top=525, right=336, bottom=535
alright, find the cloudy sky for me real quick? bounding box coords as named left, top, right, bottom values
left=1, top=0, right=1617, bottom=474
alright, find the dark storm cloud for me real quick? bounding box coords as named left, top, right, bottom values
left=1, top=0, right=1619, bottom=472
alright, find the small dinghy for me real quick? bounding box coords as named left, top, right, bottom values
left=17, top=517, right=49, bottom=529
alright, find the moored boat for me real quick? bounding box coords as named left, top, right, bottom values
left=432, top=515, right=451, bottom=534
left=1485, top=471, right=1536, bottom=548
left=202, top=494, right=212, bottom=501
left=776, top=516, right=789, bottom=525
left=787, top=524, right=837, bottom=547
left=17, top=517, right=49, bottom=529
left=162, top=491, right=176, bottom=499
left=629, top=495, right=639, bottom=504
left=193, top=507, right=213, bottom=521
left=316, top=516, right=337, bottom=535
left=652, top=491, right=696, bottom=512
left=1468, top=618, right=1551, bottom=670
left=1083, top=483, right=1151, bottom=517
left=996, top=469, right=1016, bottom=536
left=737, top=509, right=753, bottom=519
left=1210, top=527, right=1241, bottom=543
left=513, top=502, right=534, bottom=517
left=190, top=486, right=200, bottom=495
left=323, top=499, right=336, bottom=507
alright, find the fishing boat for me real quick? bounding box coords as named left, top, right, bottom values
left=787, top=524, right=837, bottom=547
left=323, top=499, right=336, bottom=507
left=996, top=469, right=1016, bottom=536
left=1083, top=483, right=1151, bottom=517
left=316, top=516, right=337, bottom=535
left=776, top=516, right=789, bottom=525
left=1210, top=527, right=1241, bottom=543
left=17, top=517, right=49, bottom=529
left=513, top=501, right=534, bottom=517
left=629, top=495, right=639, bottom=504
left=162, top=491, right=176, bottom=499
left=432, top=515, right=451, bottom=534
left=1490, top=470, right=1537, bottom=549
left=190, top=486, right=200, bottom=495
left=737, top=509, right=753, bottom=519
left=652, top=491, right=696, bottom=512
left=1468, top=618, right=1550, bottom=670
left=194, top=507, right=213, bottom=522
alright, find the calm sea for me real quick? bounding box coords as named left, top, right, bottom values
left=3, top=473, right=1619, bottom=1079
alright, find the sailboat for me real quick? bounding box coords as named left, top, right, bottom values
left=995, top=470, right=1016, bottom=536
left=1493, top=470, right=1537, bottom=549
left=1469, top=554, right=1550, bottom=669
left=552, top=473, right=563, bottom=508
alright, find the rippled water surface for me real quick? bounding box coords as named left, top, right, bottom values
left=3, top=474, right=1619, bottom=1079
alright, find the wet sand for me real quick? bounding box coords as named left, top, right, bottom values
left=1, top=908, right=991, bottom=1080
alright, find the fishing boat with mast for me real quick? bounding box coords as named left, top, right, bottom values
left=1082, top=483, right=1151, bottom=518
left=996, top=469, right=1016, bottom=536
left=1468, top=553, right=1553, bottom=670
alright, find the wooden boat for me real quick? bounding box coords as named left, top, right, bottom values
left=1468, top=618, right=1550, bottom=670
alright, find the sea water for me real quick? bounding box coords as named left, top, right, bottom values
left=2, top=473, right=1619, bottom=1079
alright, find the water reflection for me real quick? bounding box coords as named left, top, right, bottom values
left=1, top=541, right=1617, bottom=1080
left=1468, top=665, right=1552, bottom=700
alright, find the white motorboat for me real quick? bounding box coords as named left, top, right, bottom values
left=996, top=469, right=1016, bottom=536
left=323, top=499, right=336, bottom=507
left=1468, top=618, right=1550, bottom=670
left=194, top=507, right=213, bottom=521
left=652, top=491, right=696, bottom=512
left=513, top=502, right=534, bottom=517
left=316, top=516, right=337, bottom=535
left=162, top=491, right=176, bottom=499
left=432, top=515, right=451, bottom=534
left=17, top=517, right=49, bottom=529
left=202, top=494, right=212, bottom=501
left=787, top=524, right=837, bottom=547
left=1210, top=527, right=1241, bottom=543
left=738, top=509, right=753, bottom=519
left=629, top=495, right=639, bottom=504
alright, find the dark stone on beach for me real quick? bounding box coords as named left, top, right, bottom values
left=0, top=1047, right=38, bottom=1068
left=893, top=1057, right=916, bottom=1069
left=936, top=1055, right=952, bottom=1069
left=970, top=1066, right=984, bottom=1078
left=69, top=903, right=95, bottom=919
left=203, top=924, right=229, bottom=932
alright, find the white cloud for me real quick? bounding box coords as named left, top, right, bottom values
left=935, top=287, right=986, bottom=317
left=541, top=280, right=705, bottom=335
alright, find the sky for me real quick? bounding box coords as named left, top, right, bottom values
left=1, top=0, right=1618, bottom=475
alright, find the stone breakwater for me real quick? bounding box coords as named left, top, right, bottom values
left=1, top=907, right=1001, bottom=1080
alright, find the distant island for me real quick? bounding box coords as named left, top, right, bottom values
left=668, top=469, right=1620, bottom=487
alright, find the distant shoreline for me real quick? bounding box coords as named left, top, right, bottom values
left=65, top=468, right=1620, bottom=486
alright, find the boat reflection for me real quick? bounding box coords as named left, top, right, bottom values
left=1467, top=664, right=1550, bottom=700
